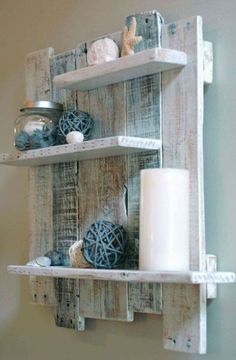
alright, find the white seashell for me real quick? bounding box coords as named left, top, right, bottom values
left=35, top=256, right=51, bottom=267
left=26, top=260, right=41, bottom=267
left=26, top=256, right=51, bottom=267
left=69, top=240, right=91, bottom=268
left=66, top=131, right=84, bottom=144
left=24, top=121, right=44, bottom=135
left=87, top=38, right=119, bottom=66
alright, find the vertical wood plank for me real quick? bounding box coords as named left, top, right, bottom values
left=125, top=11, right=162, bottom=315
left=76, top=41, right=133, bottom=322
left=203, top=41, right=213, bottom=84
left=50, top=50, right=85, bottom=330
left=26, top=48, right=56, bottom=306
left=162, top=16, right=207, bottom=353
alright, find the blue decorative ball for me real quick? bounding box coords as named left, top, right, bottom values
left=57, top=110, right=94, bottom=144
left=82, top=220, right=127, bottom=269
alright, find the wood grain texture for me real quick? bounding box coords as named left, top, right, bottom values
left=76, top=40, right=133, bottom=322
left=203, top=41, right=213, bottom=84
left=206, top=254, right=217, bottom=299
left=125, top=11, right=162, bottom=315
left=0, top=137, right=161, bottom=167
left=26, top=48, right=56, bottom=306
left=50, top=50, right=85, bottom=330
left=8, top=266, right=236, bottom=284
left=162, top=16, right=207, bottom=353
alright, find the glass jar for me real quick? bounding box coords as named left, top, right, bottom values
left=14, top=100, right=63, bottom=151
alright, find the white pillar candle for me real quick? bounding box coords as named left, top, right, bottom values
left=139, top=168, right=189, bottom=271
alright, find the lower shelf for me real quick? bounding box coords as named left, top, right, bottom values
left=8, top=265, right=236, bottom=284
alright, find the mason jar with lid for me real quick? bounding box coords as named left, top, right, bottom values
left=14, top=100, right=63, bottom=151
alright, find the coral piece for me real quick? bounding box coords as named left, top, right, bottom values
left=87, top=37, right=119, bottom=65
left=121, top=17, right=142, bottom=56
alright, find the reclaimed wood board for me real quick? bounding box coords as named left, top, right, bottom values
left=53, top=47, right=187, bottom=91
left=8, top=266, right=236, bottom=284
left=50, top=49, right=85, bottom=330
left=125, top=11, right=162, bottom=315
left=162, top=16, right=207, bottom=353
left=26, top=48, right=56, bottom=306
left=76, top=38, right=133, bottom=322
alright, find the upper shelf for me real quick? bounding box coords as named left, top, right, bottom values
left=53, top=47, right=187, bottom=91
left=8, top=265, right=236, bottom=284
left=0, top=136, right=161, bottom=167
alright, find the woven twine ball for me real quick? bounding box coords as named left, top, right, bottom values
left=82, top=220, right=127, bottom=269
left=57, top=110, right=93, bottom=144
left=69, top=240, right=91, bottom=268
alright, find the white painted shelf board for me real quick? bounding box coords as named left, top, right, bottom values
left=7, top=265, right=236, bottom=284
left=0, top=136, right=161, bottom=167
left=53, top=47, right=187, bottom=91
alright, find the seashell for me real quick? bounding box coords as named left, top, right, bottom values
left=26, top=260, right=41, bottom=267
left=66, top=131, right=84, bottom=144
left=87, top=37, right=119, bottom=66
left=69, top=240, right=91, bottom=268
left=27, top=256, right=51, bottom=267
left=44, top=250, right=65, bottom=266
left=24, top=121, right=44, bottom=135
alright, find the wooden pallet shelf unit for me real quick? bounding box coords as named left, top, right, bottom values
left=2, top=10, right=234, bottom=355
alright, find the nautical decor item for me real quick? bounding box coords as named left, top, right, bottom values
left=139, top=168, right=190, bottom=271
left=44, top=250, right=65, bottom=266
left=66, top=131, right=84, bottom=144
left=82, top=220, right=127, bottom=269
left=57, top=110, right=93, bottom=144
left=69, top=240, right=91, bottom=268
left=87, top=37, right=119, bottom=65
left=14, top=100, right=63, bottom=151
left=121, top=17, right=142, bottom=56
left=26, top=256, right=51, bottom=267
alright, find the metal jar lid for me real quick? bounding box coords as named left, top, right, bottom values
left=20, top=100, right=63, bottom=112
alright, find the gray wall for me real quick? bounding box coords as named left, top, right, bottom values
left=0, top=1, right=235, bottom=359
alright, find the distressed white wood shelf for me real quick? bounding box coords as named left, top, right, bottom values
left=7, top=266, right=236, bottom=284
left=0, top=136, right=161, bottom=167
left=53, top=47, right=187, bottom=91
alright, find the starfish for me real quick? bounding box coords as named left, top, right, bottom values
left=121, top=17, right=142, bottom=57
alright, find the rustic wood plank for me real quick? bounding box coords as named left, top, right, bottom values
left=50, top=50, right=85, bottom=330
left=76, top=40, right=133, bottom=322
left=26, top=48, right=56, bottom=306
left=53, top=48, right=187, bottom=91
left=125, top=11, right=162, bottom=315
left=162, top=16, right=207, bottom=353
left=203, top=41, right=213, bottom=84
left=8, top=266, right=236, bottom=284
left=0, top=137, right=161, bottom=167
left=206, top=254, right=217, bottom=299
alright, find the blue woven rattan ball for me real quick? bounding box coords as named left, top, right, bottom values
left=57, top=110, right=93, bottom=144
left=82, top=220, right=127, bottom=269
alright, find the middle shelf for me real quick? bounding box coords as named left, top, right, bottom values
left=0, top=136, right=161, bottom=167
left=8, top=265, right=236, bottom=284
